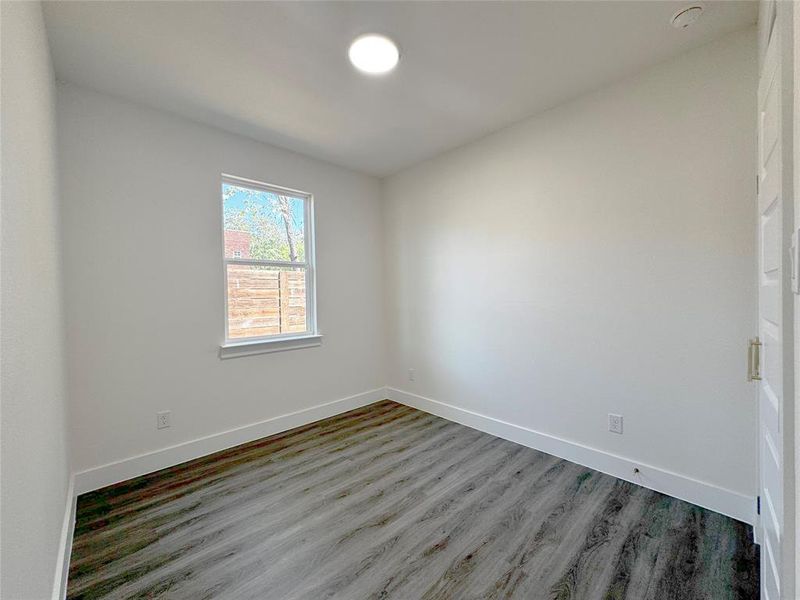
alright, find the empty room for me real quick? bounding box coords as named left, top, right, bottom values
left=2, top=1, right=800, bottom=598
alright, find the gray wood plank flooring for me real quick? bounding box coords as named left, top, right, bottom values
left=67, top=400, right=758, bottom=599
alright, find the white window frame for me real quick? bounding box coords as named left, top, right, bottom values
left=219, top=174, right=319, bottom=358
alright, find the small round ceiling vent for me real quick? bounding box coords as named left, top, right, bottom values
left=671, top=5, right=704, bottom=29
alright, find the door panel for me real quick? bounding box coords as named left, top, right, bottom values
left=758, top=20, right=783, bottom=600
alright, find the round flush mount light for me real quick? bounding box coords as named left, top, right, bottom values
left=671, top=5, right=704, bottom=29
left=348, top=34, right=400, bottom=75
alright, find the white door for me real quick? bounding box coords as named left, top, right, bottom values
left=757, top=18, right=785, bottom=600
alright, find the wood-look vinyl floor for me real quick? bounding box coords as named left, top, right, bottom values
left=68, top=401, right=758, bottom=600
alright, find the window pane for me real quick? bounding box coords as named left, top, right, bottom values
left=222, top=183, right=305, bottom=262
left=226, top=264, right=307, bottom=339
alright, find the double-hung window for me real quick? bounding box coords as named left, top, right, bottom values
left=221, top=175, right=317, bottom=352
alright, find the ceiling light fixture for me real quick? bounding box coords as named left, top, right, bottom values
left=670, top=5, right=704, bottom=29
left=348, top=34, right=400, bottom=75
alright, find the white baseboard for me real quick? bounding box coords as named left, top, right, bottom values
left=74, top=388, right=387, bottom=495
left=51, top=475, right=76, bottom=600
left=70, top=384, right=755, bottom=520
left=386, top=387, right=755, bottom=525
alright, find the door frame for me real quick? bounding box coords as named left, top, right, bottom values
left=794, top=0, right=800, bottom=595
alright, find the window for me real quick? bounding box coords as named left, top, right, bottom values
left=221, top=175, right=317, bottom=349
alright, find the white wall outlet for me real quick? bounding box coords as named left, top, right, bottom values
left=608, top=413, right=623, bottom=434
left=408, top=368, right=415, bottom=382
left=157, top=410, right=171, bottom=430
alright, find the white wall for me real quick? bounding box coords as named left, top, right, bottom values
left=56, top=84, right=385, bottom=475
left=0, top=2, right=72, bottom=598
left=383, top=29, right=757, bottom=499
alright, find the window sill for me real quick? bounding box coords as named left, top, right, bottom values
left=219, top=334, right=323, bottom=359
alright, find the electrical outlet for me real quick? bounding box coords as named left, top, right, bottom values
left=157, top=411, right=171, bottom=430
left=408, top=368, right=415, bottom=382
left=608, top=414, right=623, bottom=434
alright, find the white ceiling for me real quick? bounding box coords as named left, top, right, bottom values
left=43, top=1, right=757, bottom=177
